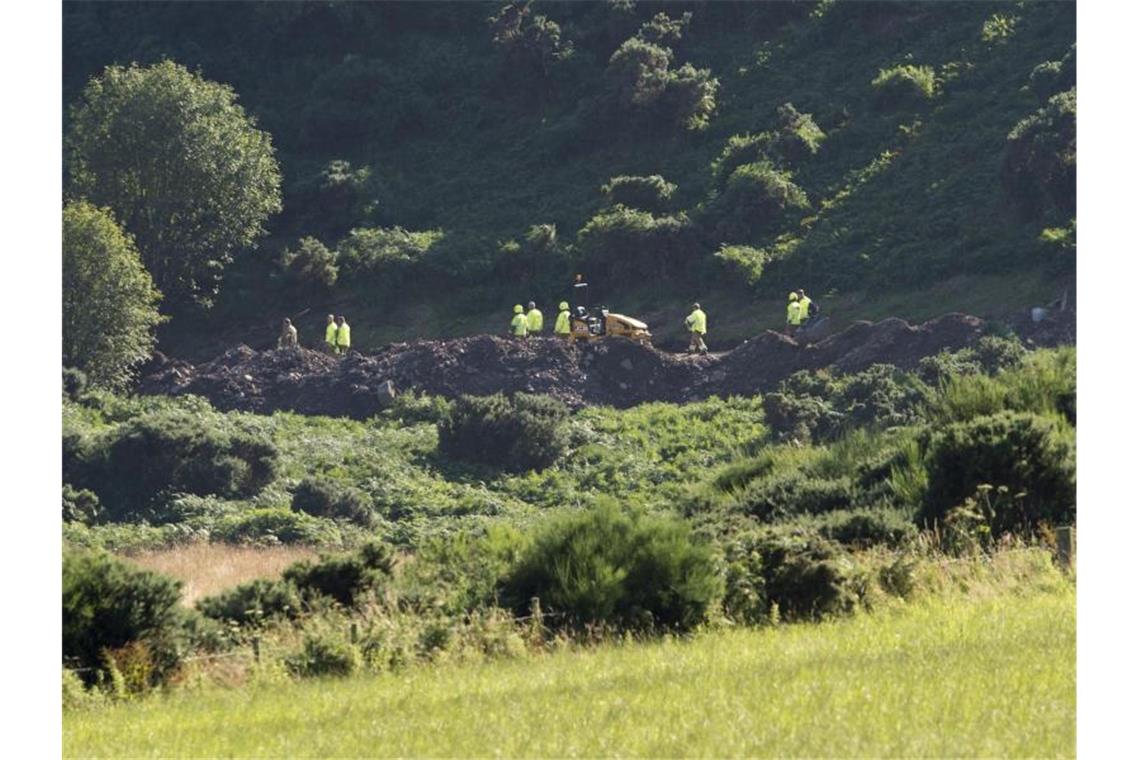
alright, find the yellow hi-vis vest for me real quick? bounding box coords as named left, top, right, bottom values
left=787, top=300, right=802, bottom=325
left=527, top=309, right=543, bottom=333
left=686, top=309, right=707, bottom=335
left=554, top=309, right=571, bottom=335
left=511, top=313, right=528, bottom=336
left=336, top=323, right=351, bottom=347
left=799, top=295, right=813, bottom=319
left=325, top=322, right=337, bottom=345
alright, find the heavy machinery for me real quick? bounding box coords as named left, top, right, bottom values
left=569, top=275, right=653, bottom=345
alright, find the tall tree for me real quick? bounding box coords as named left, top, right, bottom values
left=66, top=60, right=282, bottom=308
left=62, top=201, right=164, bottom=390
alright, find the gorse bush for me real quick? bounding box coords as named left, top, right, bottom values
left=438, top=393, right=570, bottom=473
left=920, top=411, right=1075, bottom=534
left=871, top=64, right=938, bottom=106
left=601, top=174, right=677, bottom=212
left=774, top=102, right=826, bottom=161
left=710, top=161, right=810, bottom=240
left=76, top=411, right=278, bottom=520
left=603, top=35, right=718, bottom=131
left=576, top=205, right=697, bottom=280
left=503, top=502, right=722, bottom=631
left=1002, top=87, right=1076, bottom=218
left=287, top=631, right=363, bottom=678
left=336, top=226, right=443, bottom=280
left=279, top=237, right=339, bottom=292
left=63, top=484, right=102, bottom=525
left=292, top=477, right=375, bottom=526
left=722, top=529, right=860, bottom=623
left=283, top=543, right=396, bottom=607
left=63, top=550, right=190, bottom=687
left=196, top=578, right=303, bottom=627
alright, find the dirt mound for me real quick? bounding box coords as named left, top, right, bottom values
left=138, top=313, right=1045, bottom=418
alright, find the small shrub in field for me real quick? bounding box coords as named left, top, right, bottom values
left=196, top=578, right=303, bottom=627
left=283, top=543, right=395, bottom=607
left=972, top=335, right=1027, bottom=374
left=385, top=391, right=452, bottom=425
left=292, top=477, right=375, bottom=526
left=714, top=243, right=768, bottom=285
left=920, top=411, right=1075, bottom=534
left=336, top=226, right=443, bottom=280
left=601, top=174, right=677, bottom=212
left=871, top=64, right=938, bottom=106
left=918, top=351, right=983, bottom=386
left=774, top=102, right=826, bottom=161
left=438, top=393, right=570, bottom=473
left=287, top=631, right=362, bottom=678
left=576, top=205, right=697, bottom=280
left=721, top=530, right=859, bottom=623
left=813, top=508, right=917, bottom=547
left=711, top=132, right=777, bottom=183
left=502, top=502, right=722, bottom=631
left=711, top=161, right=809, bottom=240
left=63, top=550, right=190, bottom=687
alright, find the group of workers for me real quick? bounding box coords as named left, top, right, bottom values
left=280, top=288, right=817, bottom=355
left=510, top=301, right=574, bottom=340
left=277, top=314, right=352, bottom=354
left=785, top=288, right=818, bottom=335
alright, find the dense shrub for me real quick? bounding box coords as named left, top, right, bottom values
left=438, top=393, right=570, bottom=473
left=774, top=102, right=826, bottom=161
left=603, top=36, right=718, bottom=131
left=336, top=226, right=443, bottom=280
left=196, top=578, right=303, bottom=627
left=385, top=391, right=452, bottom=425
left=660, top=62, right=719, bottom=131
left=63, top=367, right=88, bottom=401
left=972, top=335, right=1028, bottom=374
left=215, top=507, right=342, bottom=545
left=287, top=631, right=362, bottom=677
left=738, top=472, right=853, bottom=521
left=637, top=11, right=691, bottom=45
left=722, top=530, right=860, bottom=623
left=1028, top=46, right=1075, bottom=99
left=503, top=502, right=722, bottom=631
left=601, top=174, right=677, bottom=212
left=1002, top=87, right=1076, bottom=217
left=576, top=205, right=697, bottom=280
left=812, top=508, right=918, bottom=547
left=63, top=484, right=102, bottom=525
left=710, top=161, right=810, bottom=240
left=711, top=132, right=778, bottom=182
left=399, top=525, right=526, bottom=616
left=871, top=64, right=938, bottom=106
left=917, top=350, right=983, bottom=386
left=292, top=477, right=375, bottom=526
left=279, top=237, right=339, bottom=292
left=63, top=550, right=190, bottom=687
left=920, top=411, right=1075, bottom=533
left=488, top=2, right=574, bottom=87
left=81, top=411, right=278, bottom=520
left=283, top=543, right=395, bottom=607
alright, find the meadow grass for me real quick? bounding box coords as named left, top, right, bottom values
left=124, top=544, right=318, bottom=605
left=64, top=586, right=1073, bottom=758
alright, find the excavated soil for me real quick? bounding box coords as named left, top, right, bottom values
left=138, top=310, right=1075, bottom=418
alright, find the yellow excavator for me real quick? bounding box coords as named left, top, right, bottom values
left=569, top=275, right=653, bottom=346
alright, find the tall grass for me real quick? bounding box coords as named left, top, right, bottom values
left=126, top=544, right=318, bottom=605
left=64, top=586, right=1074, bottom=758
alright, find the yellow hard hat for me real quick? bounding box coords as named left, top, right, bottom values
left=788, top=292, right=798, bottom=301
left=559, top=301, right=569, bottom=311
left=514, top=304, right=523, bottom=314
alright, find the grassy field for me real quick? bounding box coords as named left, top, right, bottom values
left=64, top=587, right=1074, bottom=758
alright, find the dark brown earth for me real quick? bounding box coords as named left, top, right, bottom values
left=137, top=310, right=1075, bottom=419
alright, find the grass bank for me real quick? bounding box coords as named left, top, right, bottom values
left=64, top=585, right=1074, bottom=758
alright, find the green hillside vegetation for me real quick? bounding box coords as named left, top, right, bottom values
left=63, top=1, right=1076, bottom=357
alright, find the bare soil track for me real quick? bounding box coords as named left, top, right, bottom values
left=138, top=311, right=1074, bottom=418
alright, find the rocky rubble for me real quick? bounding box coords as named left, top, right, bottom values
left=137, top=312, right=1072, bottom=418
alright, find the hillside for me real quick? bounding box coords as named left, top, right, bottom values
left=63, top=1, right=1076, bottom=358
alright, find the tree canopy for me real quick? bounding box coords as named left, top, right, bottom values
left=62, top=201, right=164, bottom=390
left=66, top=60, right=282, bottom=308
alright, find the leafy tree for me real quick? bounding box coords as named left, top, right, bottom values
left=66, top=60, right=282, bottom=307
left=62, top=201, right=163, bottom=390
left=280, top=236, right=339, bottom=293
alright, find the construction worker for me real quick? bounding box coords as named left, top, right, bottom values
left=278, top=318, right=298, bottom=349
left=324, top=314, right=337, bottom=353
left=797, top=289, right=815, bottom=327
left=526, top=301, right=543, bottom=334
left=554, top=301, right=572, bottom=342
left=786, top=292, right=801, bottom=336
left=510, top=304, right=528, bottom=338
left=685, top=302, right=708, bottom=354
left=335, top=315, right=351, bottom=355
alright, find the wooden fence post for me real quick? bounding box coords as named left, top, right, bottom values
left=1056, top=525, right=1075, bottom=570
left=252, top=636, right=261, bottom=665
